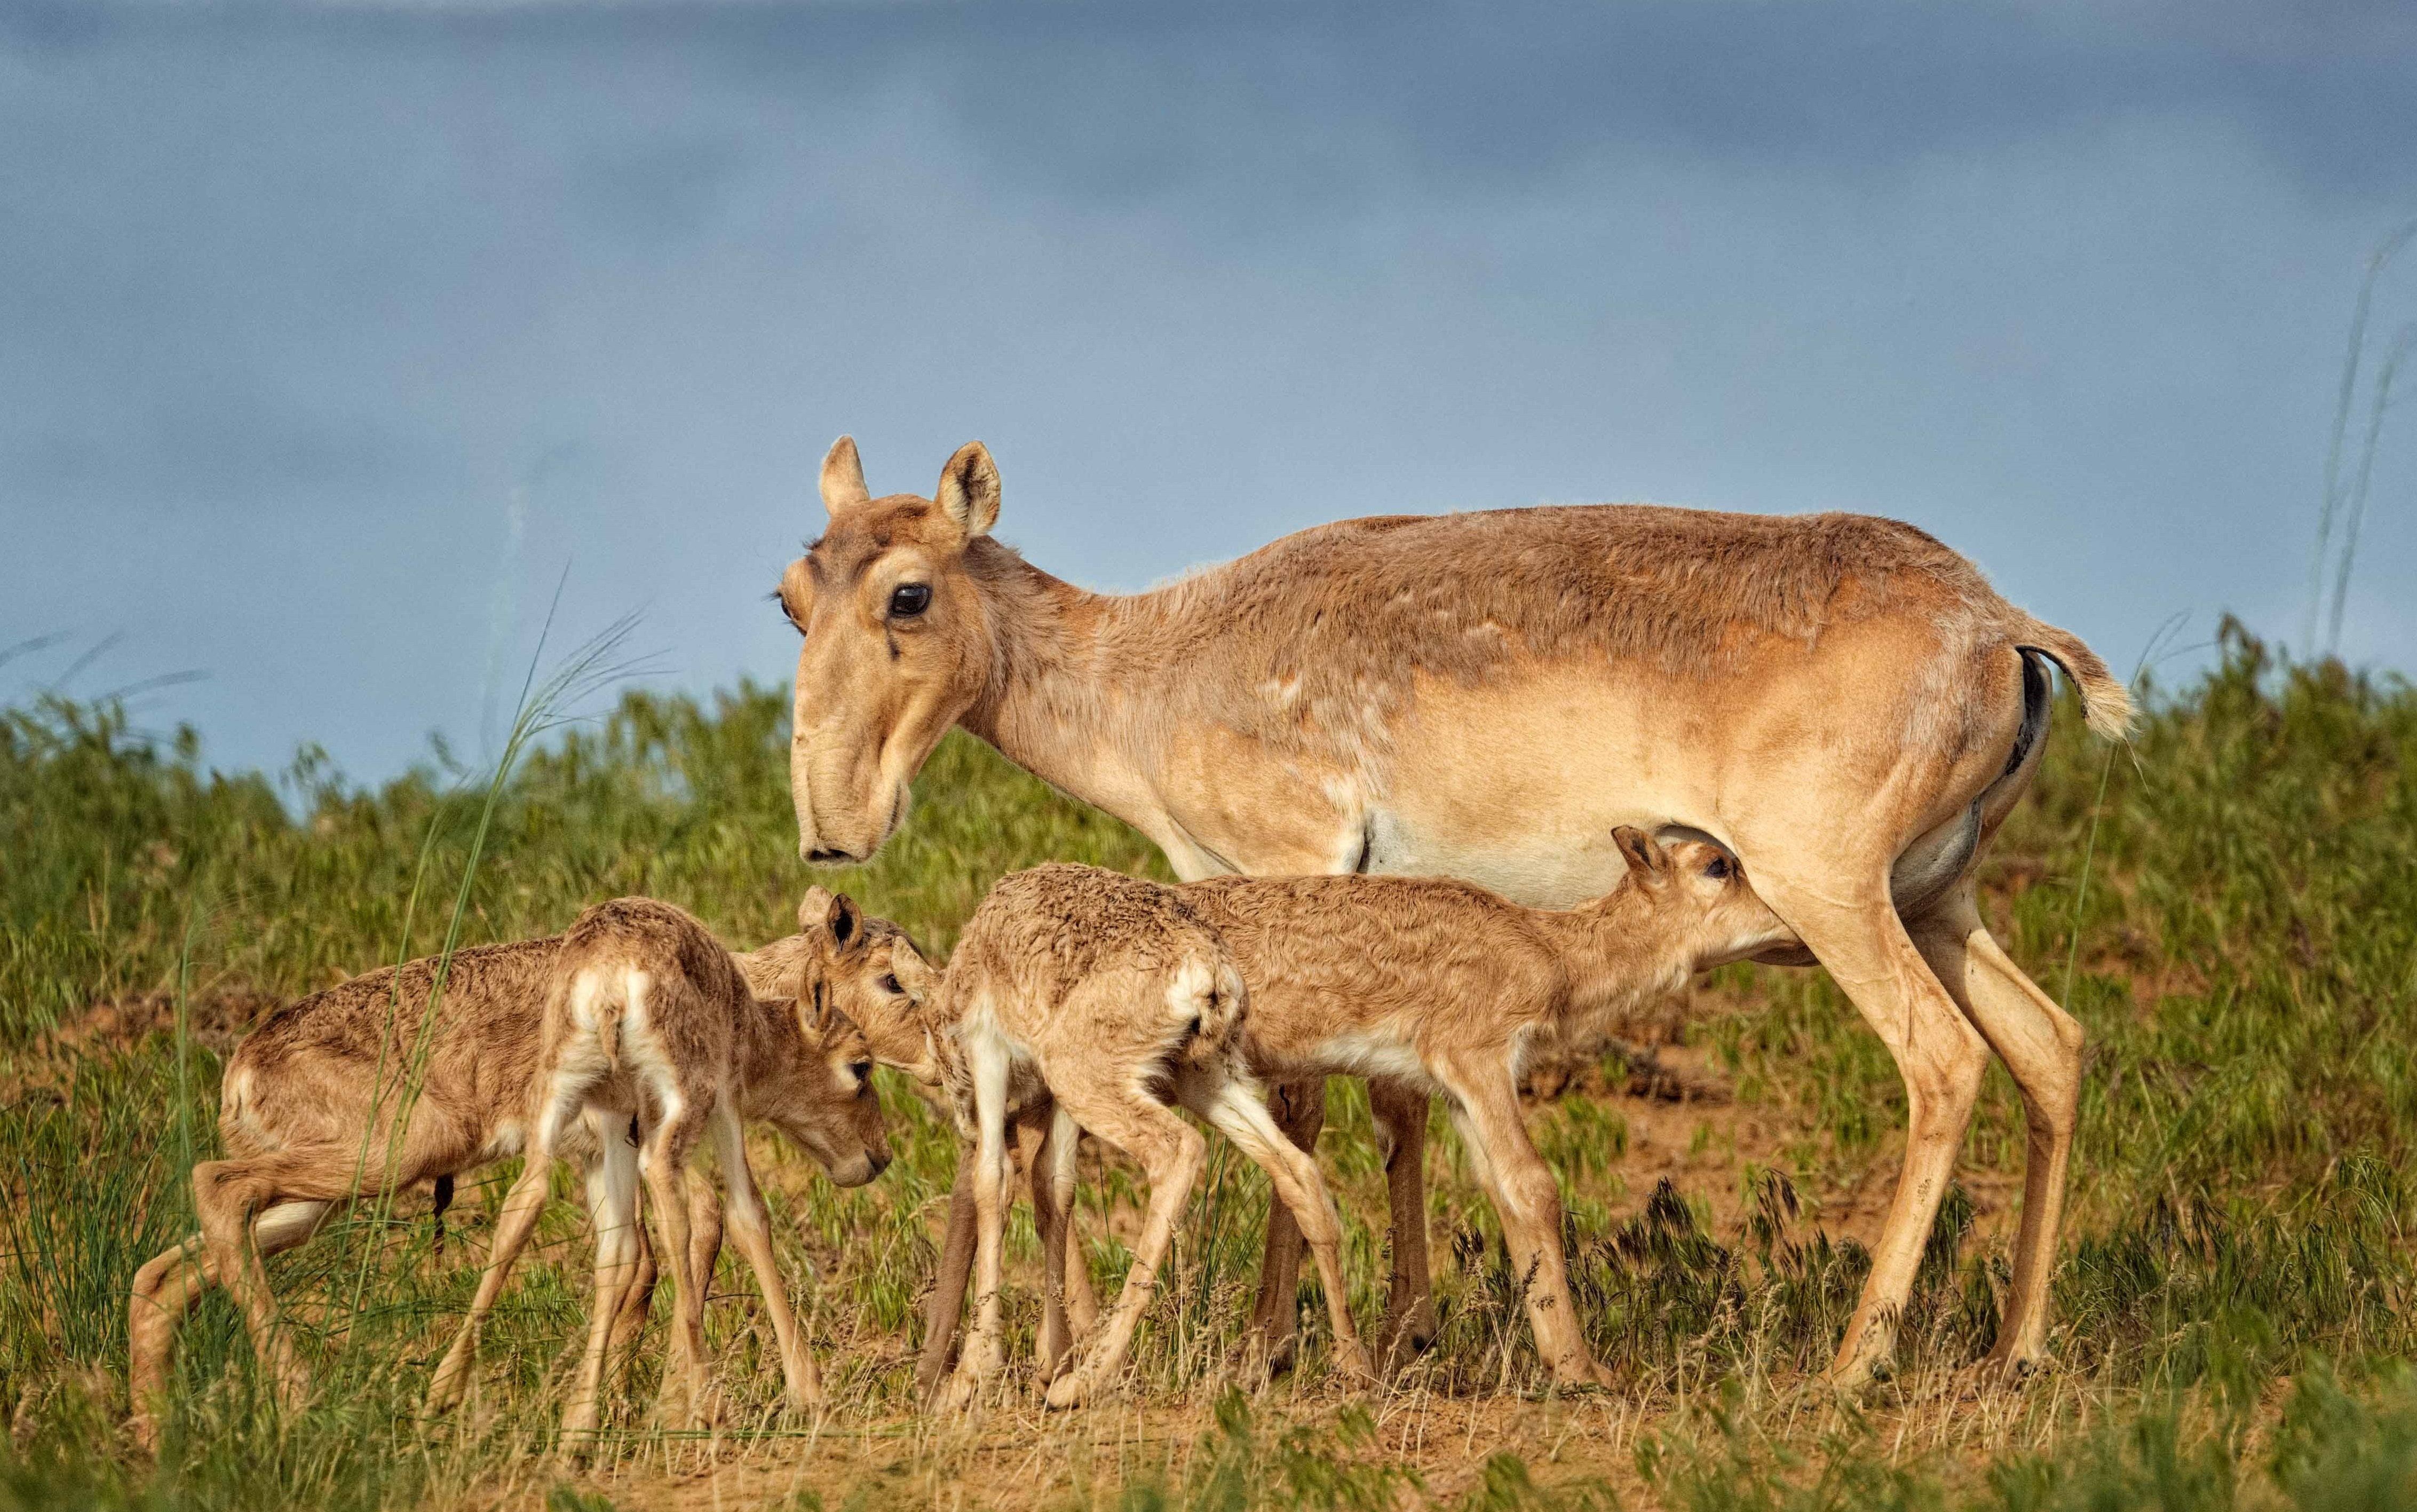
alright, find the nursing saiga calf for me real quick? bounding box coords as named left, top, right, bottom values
left=784, top=438, right=2132, bottom=1387
left=424, top=898, right=890, bottom=1443
left=937, top=864, right=1374, bottom=1410
left=929, top=830, right=1788, bottom=1390
left=126, top=898, right=914, bottom=1451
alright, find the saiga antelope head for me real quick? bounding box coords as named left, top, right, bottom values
left=780, top=437, right=1000, bottom=865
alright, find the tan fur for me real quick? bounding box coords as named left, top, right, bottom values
left=928, top=833, right=1786, bottom=1389
left=928, top=865, right=1374, bottom=1410
left=424, top=898, right=891, bottom=1445
left=782, top=439, right=2130, bottom=1387
left=127, top=901, right=912, bottom=1451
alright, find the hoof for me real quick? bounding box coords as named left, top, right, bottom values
left=1043, top=1372, right=1095, bottom=1411
left=1332, top=1342, right=1380, bottom=1389
left=938, top=1369, right=981, bottom=1413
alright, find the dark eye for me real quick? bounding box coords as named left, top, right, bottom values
left=879, top=973, right=904, bottom=995
left=850, top=1060, right=874, bottom=1084
left=1703, top=855, right=1733, bottom=881
left=889, top=583, right=931, bottom=618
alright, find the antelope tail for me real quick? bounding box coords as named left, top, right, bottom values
left=2012, top=617, right=2135, bottom=741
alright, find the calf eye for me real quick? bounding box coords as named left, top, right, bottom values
left=889, top=583, right=931, bottom=618
left=879, top=973, right=904, bottom=995
left=1703, top=855, right=1733, bottom=881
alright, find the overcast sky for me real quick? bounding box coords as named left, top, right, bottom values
left=5, top=0, right=2415, bottom=783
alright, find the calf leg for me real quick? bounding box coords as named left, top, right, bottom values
left=193, top=1151, right=407, bottom=1413
left=917, top=1159, right=977, bottom=1398
left=430, top=1076, right=593, bottom=1413
left=1032, top=1101, right=1084, bottom=1381
left=710, top=1102, right=821, bottom=1412
left=1023, top=1105, right=1099, bottom=1340
left=128, top=1199, right=332, bottom=1450
left=562, top=1136, right=643, bottom=1449
left=1369, top=1078, right=1440, bottom=1365
left=942, top=1038, right=1017, bottom=1410
left=1247, top=1077, right=1324, bottom=1371
left=426, top=1143, right=562, bottom=1413
left=1435, top=1057, right=1607, bottom=1389
left=1179, top=1067, right=1375, bottom=1386
left=1043, top=1091, right=1207, bottom=1410
left=638, top=1099, right=713, bottom=1425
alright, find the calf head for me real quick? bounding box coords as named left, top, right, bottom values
left=796, top=885, right=942, bottom=1084
left=1611, top=826, right=1794, bottom=971
left=758, top=994, right=891, bottom=1188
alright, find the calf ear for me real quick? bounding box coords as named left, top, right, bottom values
left=821, top=435, right=870, bottom=516
left=1613, top=825, right=1669, bottom=882
left=934, top=441, right=1000, bottom=540
left=797, top=974, right=831, bottom=1034
left=826, top=892, right=864, bottom=953
left=798, top=885, right=836, bottom=935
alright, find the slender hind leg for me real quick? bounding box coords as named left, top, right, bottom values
left=638, top=1097, right=713, bottom=1424
left=1178, top=1066, right=1375, bottom=1386
left=128, top=1199, right=333, bottom=1450
left=1023, top=1105, right=1100, bottom=1342
left=1753, top=865, right=1990, bottom=1388
left=1041, top=1090, right=1207, bottom=1411
left=562, top=1136, right=643, bottom=1449
left=711, top=1102, right=822, bottom=1412
left=1908, top=884, right=2085, bottom=1376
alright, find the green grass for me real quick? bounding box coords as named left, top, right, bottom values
left=5, top=620, right=2417, bottom=1508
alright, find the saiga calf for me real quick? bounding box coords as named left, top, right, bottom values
left=126, top=896, right=917, bottom=1450
left=936, top=864, right=1375, bottom=1410
left=931, top=830, right=1788, bottom=1391
left=423, top=898, right=890, bottom=1442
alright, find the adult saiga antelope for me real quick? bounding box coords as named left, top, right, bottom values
left=780, top=438, right=2130, bottom=1387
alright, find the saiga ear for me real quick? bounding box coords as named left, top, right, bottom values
left=797, top=885, right=836, bottom=935
left=825, top=892, right=864, bottom=953
left=933, top=441, right=1000, bottom=540
left=1612, top=825, right=1669, bottom=883
left=821, top=435, right=870, bottom=517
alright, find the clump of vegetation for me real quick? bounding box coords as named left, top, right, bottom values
left=3, top=622, right=2416, bottom=1508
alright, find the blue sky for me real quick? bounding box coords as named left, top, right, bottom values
left=5, top=1, right=2415, bottom=782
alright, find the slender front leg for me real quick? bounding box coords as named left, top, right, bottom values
left=711, top=1104, right=821, bottom=1412
left=941, top=1040, right=1015, bottom=1410
left=917, top=1157, right=977, bottom=1398
left=1043, top=1093, right=1207, bottom=1411
left=428, top=1149, right=558, bottom=1413
left=1368, top=1078, right=1439, bottom=1367
left=1247, top=1078, right=1324, bottom=1370
left=1436, top=1059, right=1607, bottom=1389
left=1031, top=1101, right=1084, bottom=1381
